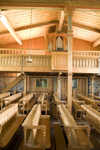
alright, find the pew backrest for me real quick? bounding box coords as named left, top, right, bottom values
left=0, top=104, right=18, bottom=130
left=2, top=93, right=21, bottom=106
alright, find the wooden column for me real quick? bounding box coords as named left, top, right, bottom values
left=65, top=7, right=74, bottom=114
left=91, top=75, right=95, bottom=98
left=45, top=35, right=48, bottom=49
left=27, top=76, right=29, bottom=93
left=57, top=73, right=60, bottom=98
left=86, top=77, right=88, bottom=96
left=24, top=73, right=27, bottom=95
left=63, top=36, right=66, bottom=50
left=53, top=35, right=56, bottom=50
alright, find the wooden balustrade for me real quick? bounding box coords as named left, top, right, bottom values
left=72, top=58, right=98, bottom=68
left=0, top=50, right=99, bottom=73
left=72, top=51, right=100, bottom=58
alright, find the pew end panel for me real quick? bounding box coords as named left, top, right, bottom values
left=73, top=100, right=85, bottom=119
left=22, top=104, right=50, bottom=150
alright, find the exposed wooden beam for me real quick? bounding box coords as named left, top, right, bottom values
left=58, top=11, right=65, bottom=32
left=0, top=1, right=100, bottom=9
left=63, top=21, right=100, bottom=33
left=0, top=10, right=22, bottom=45
left=0, top=20, right=59, bottom=36
left=93, top=37, right=100, bottom=47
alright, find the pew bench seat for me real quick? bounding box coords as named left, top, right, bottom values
left=22, top=104, right=50, bottom=150
left=0, top=104, right=25, bottom=147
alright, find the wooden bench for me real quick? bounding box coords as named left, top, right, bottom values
left=37, top=93, right=49, bottom=115
left=18, top=93, right=36, bottom=114
left=0, top=103, right=25, bottom=148
left=22, top=104, right=50, bottom=150
left=0, top=92, right=10, bottom=108
left=53, top=123, right=68, bottom=150
left=88, top=94, right=100, bottom=100
left=53, top=92, right=67, bottom=106
left=81, top=104, right=100, bottom=133
left=77, top=93, right=100, bottom=111
left=57, top=104, right=94, bottom=150
left=66, top=94, right=85, bottom=119
left=1, top=93, right=22, bottom=109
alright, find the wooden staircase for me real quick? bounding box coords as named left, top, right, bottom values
left=2, top=74, right=24, bottom=93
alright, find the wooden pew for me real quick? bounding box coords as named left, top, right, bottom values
left=53, top=92, right=67, bottom=106
left=81, top=104, right=100, bottom=133
left=88, top=94, right=100, bottom=100
left=18, top=93, right=36, bottom=114
left=65, top=94, right=85, bottom=119
left=22, top=104, right=50, bottom=150
left=0, top=92, right=10, bottom=108
left=0, top=103, right=25, bottom=148
left=37, top=93, right=49, bottom=115
left=77, top=93, right=100, bottom=111
left=58, top=104, right=94, bottom=150
left=1, top=93, right=21, bottom=108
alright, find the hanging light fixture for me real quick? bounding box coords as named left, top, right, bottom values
left=27, top=8, right=32, bottom=63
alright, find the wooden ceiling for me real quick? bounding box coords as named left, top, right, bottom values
left=0, top=7, right=100, bottom=47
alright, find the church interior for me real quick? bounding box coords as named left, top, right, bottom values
left=0, top=0, right=100, bottom=150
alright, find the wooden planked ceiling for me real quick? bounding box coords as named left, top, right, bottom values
left=0, top=8, right=100, bottom=46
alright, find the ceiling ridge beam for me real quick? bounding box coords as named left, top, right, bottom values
left=0, top=1, right=100, bottom=9
left=0, top=10, right=22, bottom=45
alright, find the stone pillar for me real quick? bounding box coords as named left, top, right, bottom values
left=65, top=7, right=74, bottom=114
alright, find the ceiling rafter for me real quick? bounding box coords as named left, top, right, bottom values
left=0, top=20, right=59, bottom=36
left=93, top=38, right=100, bottom=47
left=0, top=10, right=22, bottom=45
left=58, top=11, right=65, bottom=32
left=63, top=21, right=100, bottom=34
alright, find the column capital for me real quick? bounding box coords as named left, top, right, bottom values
left=67, top=30, right=73, bottom=36
left=64, top=7, right=75, bottom=17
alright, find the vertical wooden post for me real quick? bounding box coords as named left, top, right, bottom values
left=45, top=35, right=48, bottom=49
left=91, top=75, right=95, bottom=98
left=27, top=76, right=29, bottom=93
left=63, top=36, right=66, bottom=51
left=24, top=73, right=27, bottom=95
left=86, top=77, right=88, bottom=96
left=65, top=7, right=74, bottom=114
left=53, top=35, right=56, bottom=50
left=57, top=73, right=60, bottom=98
